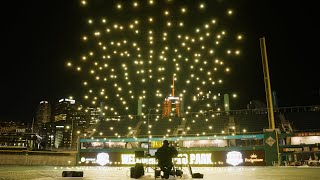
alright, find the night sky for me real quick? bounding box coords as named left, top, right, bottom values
left=1, top=0, right=319, bottom=123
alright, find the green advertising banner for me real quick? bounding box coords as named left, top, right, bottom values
left=264, top=130, right=279, bottom=166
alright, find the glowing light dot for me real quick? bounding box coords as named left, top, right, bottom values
left=199, top=3, right=205, bottom=9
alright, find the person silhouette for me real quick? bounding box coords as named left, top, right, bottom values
left=155, top=140, right=178, bottom=179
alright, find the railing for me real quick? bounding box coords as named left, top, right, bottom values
left=84, top=105, right=320, bottom=138
left=97, top=105, right=319, bottom=120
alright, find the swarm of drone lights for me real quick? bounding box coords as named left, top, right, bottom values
left=67, top=0, right=243, bottom=117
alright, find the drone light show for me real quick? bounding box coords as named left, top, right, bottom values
left=67, top=0, right=243, bottom=117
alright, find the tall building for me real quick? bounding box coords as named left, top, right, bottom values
left=34, top=101, right=51, bottom=133
left=35, top=101, right=51, bottom=123
left=50, top=98, right=88, bottom=150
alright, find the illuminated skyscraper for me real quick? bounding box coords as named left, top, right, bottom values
left=35, top=101, right=51, bottom=124
left=34, top=101, right=51, bottom=134
left=53, top=99, right=84, bottom=149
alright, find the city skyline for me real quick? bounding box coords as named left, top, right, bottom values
left=1, top=0, right=319, bottom=123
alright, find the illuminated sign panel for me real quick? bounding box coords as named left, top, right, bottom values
left=79, top=150, right=265, bottom=166
left=59, top=98, right=75, bottom=104
left=244, top=153, right=263, bottom=163
left=96, top=153, right=110, bottom=166
left=79, top=152, right=123, bottom=165
left=168, top=96, right=179, bottom=100
left=226, top=151, right=243, bottom=166
left=282, top=148, right=303, bottom=152
left=282, top=146, right=320, bottom=153
left=295, top=132, right=320, bottom=136
left=291, top=136, right=320, bottom=145
left=183, top=140, right=227, bottom=148
left=174, top=154, right=188, bottom=165
left=121, top=153, right=208, bottom=165
left=121, top=154, right=135, bottom=164
left=189, top=153, right=213, bottom=164
left=80, top=153, right=111, bottom=166
left=81, top=142, right=126, bottom=149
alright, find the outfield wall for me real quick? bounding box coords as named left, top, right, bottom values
left=0, top=151, right=77, bottom=166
